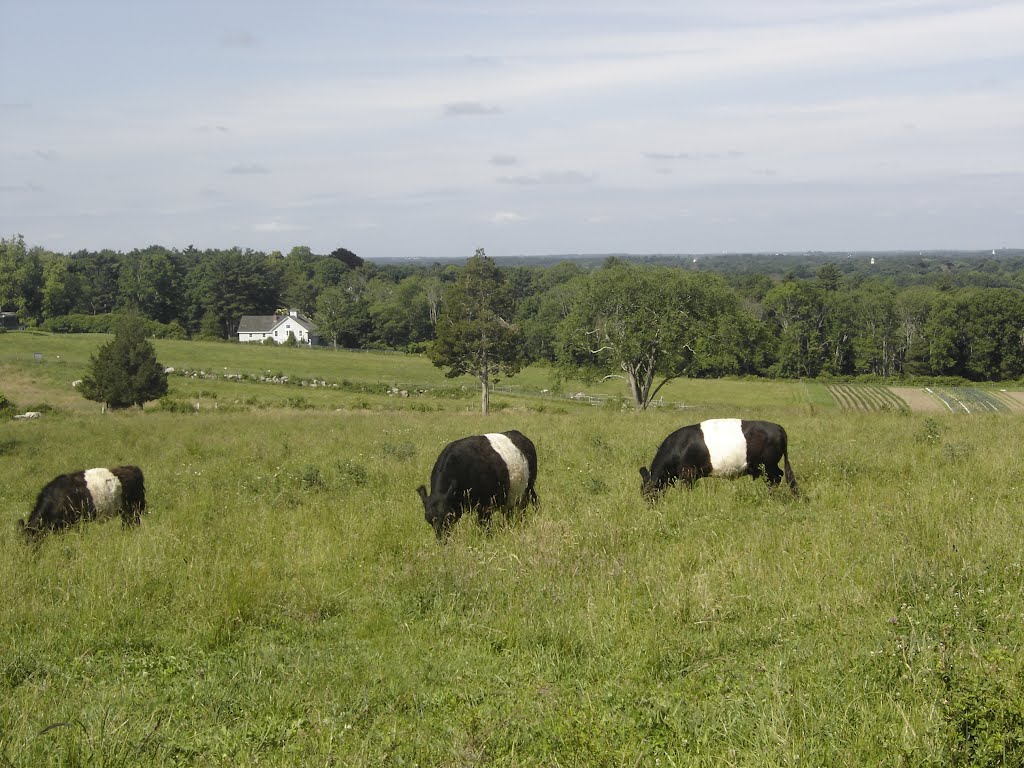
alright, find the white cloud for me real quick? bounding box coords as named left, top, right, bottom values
left=490, top=211, right=526, bottom=223
left=254, top=220, right=302, bottom=233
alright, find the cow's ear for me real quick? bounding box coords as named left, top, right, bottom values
left=416, top=485, right=428, bottom=504
left=639, top=467, right=650, bottom=483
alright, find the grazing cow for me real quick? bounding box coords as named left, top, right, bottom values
left=640, top=419, right=797, bottom=500
left=19, top=466, right=147, bottom=538
left=417, top=430, right=539, bottom=539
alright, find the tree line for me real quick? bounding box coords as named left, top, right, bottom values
left=4, top=235, right=1024, bottom=407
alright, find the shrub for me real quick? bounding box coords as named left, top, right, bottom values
left=917, top=417, right=943, bottom=444
left=42, top=313, right=190, bottom=338
left=940, top=649, right=1024, bottom=767
left=0, top=392, right=15, bottom=419
left=79, top=312, right=169, bottom=409
left=299, top=464, right=326, bottom=490
left=158, top=397, right=195, bottom=414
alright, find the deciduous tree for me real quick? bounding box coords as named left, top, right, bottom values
left=558, top=263, right=735, bottom=410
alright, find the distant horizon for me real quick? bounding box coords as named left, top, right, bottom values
left=7, top=236, right=1023, bottom=262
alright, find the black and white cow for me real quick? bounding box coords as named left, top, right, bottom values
left=417, top=430, right=538, bottom=539
left=19, top=466, right=147, bottom=538
left=640, top=419, right=797, bottom=500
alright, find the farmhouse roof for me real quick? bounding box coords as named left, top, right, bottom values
left=237, top=311, right=318, bottom=335
left=237, top=315, right=282, bottom=333
left=271, top=313, right=317, bottom=333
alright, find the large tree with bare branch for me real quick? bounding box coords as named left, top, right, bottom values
left=429, top=249, right=523, bottom=415
left=557, top=261, right=737, bottom=410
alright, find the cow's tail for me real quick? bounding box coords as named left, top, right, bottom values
left=783, top=450, right=798, bottom=494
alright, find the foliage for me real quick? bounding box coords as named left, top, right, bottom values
left=8, top=236, right=1024, bottom=386
left=41, top=313, right=187, bottom=338
left=79, top=313, right=169, bottom=408
left=187, top=248, right=281, bottom=339
left=314, top=284, right=371, bottom=349
left=558, top=261, right=739, bottom=409
left=429, top=249, right=524, bottom=414
left=940, top=649, right=1024, bottom=767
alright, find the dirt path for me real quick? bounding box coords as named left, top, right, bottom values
left=887, top=387, right=946, bottom=413
left=994, top=391, right=1024, bottom=412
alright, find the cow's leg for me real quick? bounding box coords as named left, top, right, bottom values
left=476, top=504, right=495, bottom=529
left=680, top=466, right=702, bottom=488
left=765, top=463, right=784, bottom=486
left=121, top=506, right=143, bottom=527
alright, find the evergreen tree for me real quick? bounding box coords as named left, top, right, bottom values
left=80, top=313, right=169, bottom=408
left=429, top=249, right=523, bottom=414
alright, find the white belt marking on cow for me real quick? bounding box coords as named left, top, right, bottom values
left=485, top=433, right=529, bottom=504
left=83, top=468, right=123, bottom=519
left=700, top=419, right=748, bottom=477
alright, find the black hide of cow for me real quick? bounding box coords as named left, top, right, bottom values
left=19, top=465, right=147, bottom=538
left=417, top=430, right=538, bottom=539
left=640, top=419, right=797, bottom=500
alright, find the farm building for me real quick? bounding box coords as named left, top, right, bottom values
left=237, top=310, right=319, bottom=345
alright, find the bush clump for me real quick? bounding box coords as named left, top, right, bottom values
left=79, top=312, right=169, bottom=409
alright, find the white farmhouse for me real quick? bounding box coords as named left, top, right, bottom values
left=237, top=310, right=319, bottom=345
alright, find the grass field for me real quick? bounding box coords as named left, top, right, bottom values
left=2, top=334, right=1024, bottom=765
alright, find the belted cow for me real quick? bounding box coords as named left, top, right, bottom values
left=640, top=419, right=797, bottom=500
left=19, top=466, right=147, bottom=538
left=417, top=430, right=538, bottom=539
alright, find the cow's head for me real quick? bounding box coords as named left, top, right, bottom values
left=18, top=518, right=43, bottom=542
left=417, top=483, right=458, bottom=540
left=639, top=467, right=662, bottom=503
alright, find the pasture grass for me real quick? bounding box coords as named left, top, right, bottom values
left=2, top=336, right=1024, bottom=765
left=0, top=332, right=815, bottom=415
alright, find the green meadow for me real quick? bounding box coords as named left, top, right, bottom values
left=2, top=333, right=1023, bottom=766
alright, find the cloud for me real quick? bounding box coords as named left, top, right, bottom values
left=221, top=32, right=258, bottom=49
left=489, top=211, right=526, bottom=223
left=497, top=171, right=595, bottom=185
left=227, top=163, right=270, bottom=175
left=443, top=102, right=503, bottom=117
left=255, top=219, right=302, bottom=232
left=197, top=124, right=230, bottom=134
left=0, top=181, right=44, bottom=193
left=490, top=154, right=520, bottom=166
left=643, top=151, right=745, bottom=161
left=34, top=149, right=59, bottom=160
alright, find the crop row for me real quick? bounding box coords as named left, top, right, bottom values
left=826, top=384, right=908, bottom=412
left=925, top=387, right=1009, bottom=413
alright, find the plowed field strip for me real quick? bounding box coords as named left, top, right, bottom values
left=888, top=387, right=945, bottom=413
left=994, top=391, right=1024, bottom=412
left=825, top=385, right=910, bottom=412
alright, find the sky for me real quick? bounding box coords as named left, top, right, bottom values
left=2, top=0, right=1022, bottom=260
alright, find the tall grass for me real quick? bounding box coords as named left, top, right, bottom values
left=1, top=337, right=1023, bottom=765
